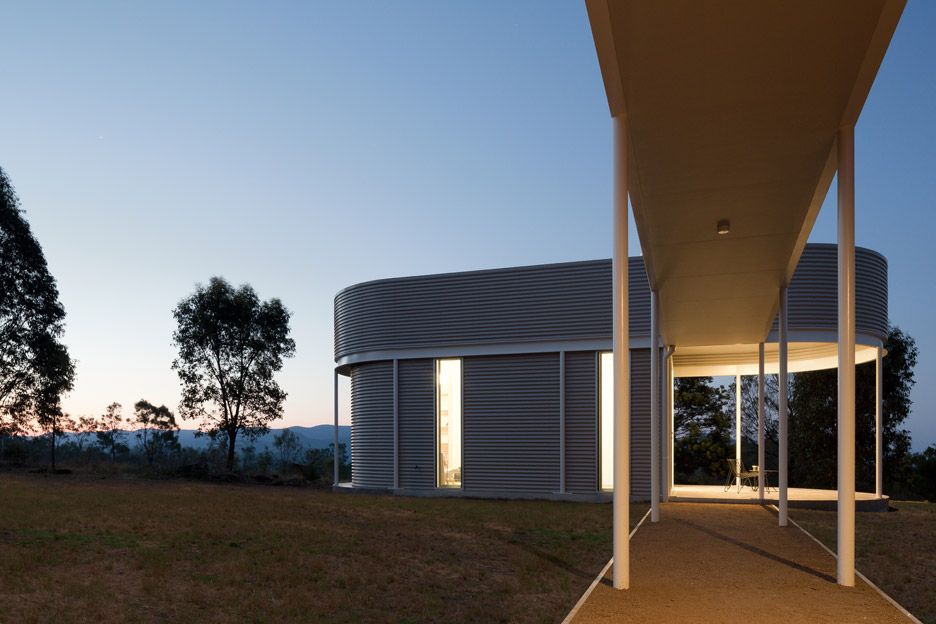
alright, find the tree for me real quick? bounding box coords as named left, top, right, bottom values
left=74, top=415, right=97, bottom=453
left=273, top=429, right=303, bottom=472
left=96, top=402, right=128, bottom=463
left=673, top=376, right=733, bottom=482
left=0, top=166, right=75, bottom=437
left=172, top=278, right=295, bottom=471
left=787, top=325, right=918, bottom=491
left=134, top=399, right=180, bottom=466
left=35, top=406, right=73, bottom=472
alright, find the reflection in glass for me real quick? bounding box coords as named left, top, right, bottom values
left=436, top=359, right=462, bottom=487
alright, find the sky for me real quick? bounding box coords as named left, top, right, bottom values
left=1, top=2, right=934, bottom=449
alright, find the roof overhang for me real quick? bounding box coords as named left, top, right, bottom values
left=586, top=0, right=904, bottom=347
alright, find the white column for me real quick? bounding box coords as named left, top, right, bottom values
left=612, top=115, right=631, bottom=590
left=663, top=347, right=673, bottom=502
left=393, top=359, right=399, bottom=490
left=876, top=345, right=883, bottom=498
left=758, top=343, right=766, bottom=501
left=333, top=369, right=340, bottom=486
left=779, top=285, right=789, bottom=526
left=735, top=373, right=742, bottom=489
left=559, top=351, right=566, bottom=494
left=666, top=347, right=676, bottom=492
left=650, top=290, right=660, bottom=522
left=837, top=124, right=856, bottom=587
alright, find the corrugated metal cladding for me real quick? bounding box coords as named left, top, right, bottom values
left=350, top=362, right=393, bottom=488
left=348, top=351, right=655, bottom=498
left=463, top=354, right=560, bottom=494
left=398, top=359, right=435, bottom=489
left=629, top=350, right=651, bottom=500
left=335, top=257, right=650, bottom=361
left=773, top=245, right=888, bottom=339
left=564, top=352, right=597, bottom=494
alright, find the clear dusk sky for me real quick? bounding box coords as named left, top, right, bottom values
left=2, top=2, right=934, bottom=449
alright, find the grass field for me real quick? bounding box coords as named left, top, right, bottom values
left=791, top=501, right=936, bottom=624
left=0, top=474, right=646, bottom=624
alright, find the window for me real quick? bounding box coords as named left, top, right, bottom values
left=436, top=359, right=462, bottom=487
left=600, top=352, right=614, bottom=491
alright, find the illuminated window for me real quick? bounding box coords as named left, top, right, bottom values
left=600, top=352, right=614, bottom=490
left=436, top=359, right=462, bottom=487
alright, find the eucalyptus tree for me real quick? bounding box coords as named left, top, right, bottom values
left=0, top=166, right=75, bottom=437
left=96, top=401, right=128, bottom=462
left=172, top=278, right=295, bottom=471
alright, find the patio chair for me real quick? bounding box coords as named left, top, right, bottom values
left=723, top=459, right=758, bottom=493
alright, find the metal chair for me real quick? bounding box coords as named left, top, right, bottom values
left=724, top=459, right=758, bottom=493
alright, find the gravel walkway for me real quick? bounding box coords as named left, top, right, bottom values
left=570, top=503, right=911, bottom=623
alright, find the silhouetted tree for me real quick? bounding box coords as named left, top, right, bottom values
left=0, top=166, right=75, bottom=437
left=273, top=429, right=303, bottom=472
left=673, top=376, right=733, bottom=483
left=172, top=278, right=295, bottom=471
left=96, top=402, right=128, bottom=462
left=134, top=399, right=180, bottom=465
left=788, top=325, right=917, bottom=491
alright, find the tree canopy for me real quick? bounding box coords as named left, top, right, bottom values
left=0, top=166, right=75, bottom=437
left=172, top=277, right=295, bottom=471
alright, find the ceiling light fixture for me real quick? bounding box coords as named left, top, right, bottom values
left=716, top=219, right=731, bottom=235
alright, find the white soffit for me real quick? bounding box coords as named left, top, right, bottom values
left=586, top=0, right=904, bottom=347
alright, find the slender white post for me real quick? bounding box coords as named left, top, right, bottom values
left=650, top=290, right=660, bottom=522
left=779, top=285, right=789, bottom=526
left=876, top=345, right=883, bottom=498
left=837, top=124, right=856, bottom=587
left=333, top=369, right=340, bottom=486
left=612, top=115, right=631, bottom=590
left=559, top=351, right=566, bottom=494
left=660, top=347, right=673, bottom=503
left=735, top=373, right=742, bottom=489
left=758, top=343, right=765, bottom=501
left=393, top=359, right=399, bottom=490
left=669, top=355, right=675, bottom=495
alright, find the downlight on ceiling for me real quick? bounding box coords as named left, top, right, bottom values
left=716, top=219, right=731, bottom=235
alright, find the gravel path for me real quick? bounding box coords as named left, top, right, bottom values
left=571, top=503, right=911, bottom=623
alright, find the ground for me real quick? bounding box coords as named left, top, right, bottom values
left=791, top=501, right=936, bottom=624
left=0, top=474, right=646, bottom=624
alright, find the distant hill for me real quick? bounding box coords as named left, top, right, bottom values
left=53, top=424, right=351, bottom=454
left=176, top=425, right=351, bottom=452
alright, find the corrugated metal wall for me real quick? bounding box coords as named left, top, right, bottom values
left=335, top=258, right=651, bottom=360
left=398, top=359, right=435, bottom=489
left=463, top=354, right=560, bottom=494
left=564, top=351, right=598, bottom=494
left=350, top=361, right=393, bottom=488
left=337, top=246, right=887, bottom=364
left=630, top=350, right=651, bottom=499
left=773, top=244, right=887, bottom=339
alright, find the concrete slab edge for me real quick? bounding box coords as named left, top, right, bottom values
left=767, top=504, right=923, bottom=624
left=559, top=508, right=652, bottom=624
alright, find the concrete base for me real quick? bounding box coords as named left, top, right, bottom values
left=670, top=484, right=889, bottom=512
left=333, top=482, right=628, bottom=503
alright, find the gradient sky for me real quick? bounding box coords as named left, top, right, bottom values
left=2, top=2, right=934, bottom=449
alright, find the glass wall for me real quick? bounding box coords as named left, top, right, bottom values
left=436, top=359, right=462, bottom=487
left=600, top=352, right=614, bottom=490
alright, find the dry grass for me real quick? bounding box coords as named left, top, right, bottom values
left=791, top=501, right=936, bottom=624
left=0, top=474, right=644, bottom=624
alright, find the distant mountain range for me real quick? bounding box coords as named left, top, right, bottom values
left=176, top=425, right=351, bottom=453
left=53, top=425, right=351, bottom=453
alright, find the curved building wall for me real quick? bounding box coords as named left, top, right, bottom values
left=336, top=245, right=887, bottom=365
left=772, top=244, right=887, bottom=339
left=337, top=244, right=888, bottom=499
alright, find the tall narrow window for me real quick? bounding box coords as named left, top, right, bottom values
left=436, top=359, right=462, bottom=487
left=600, top=352, right=614, bottom=490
